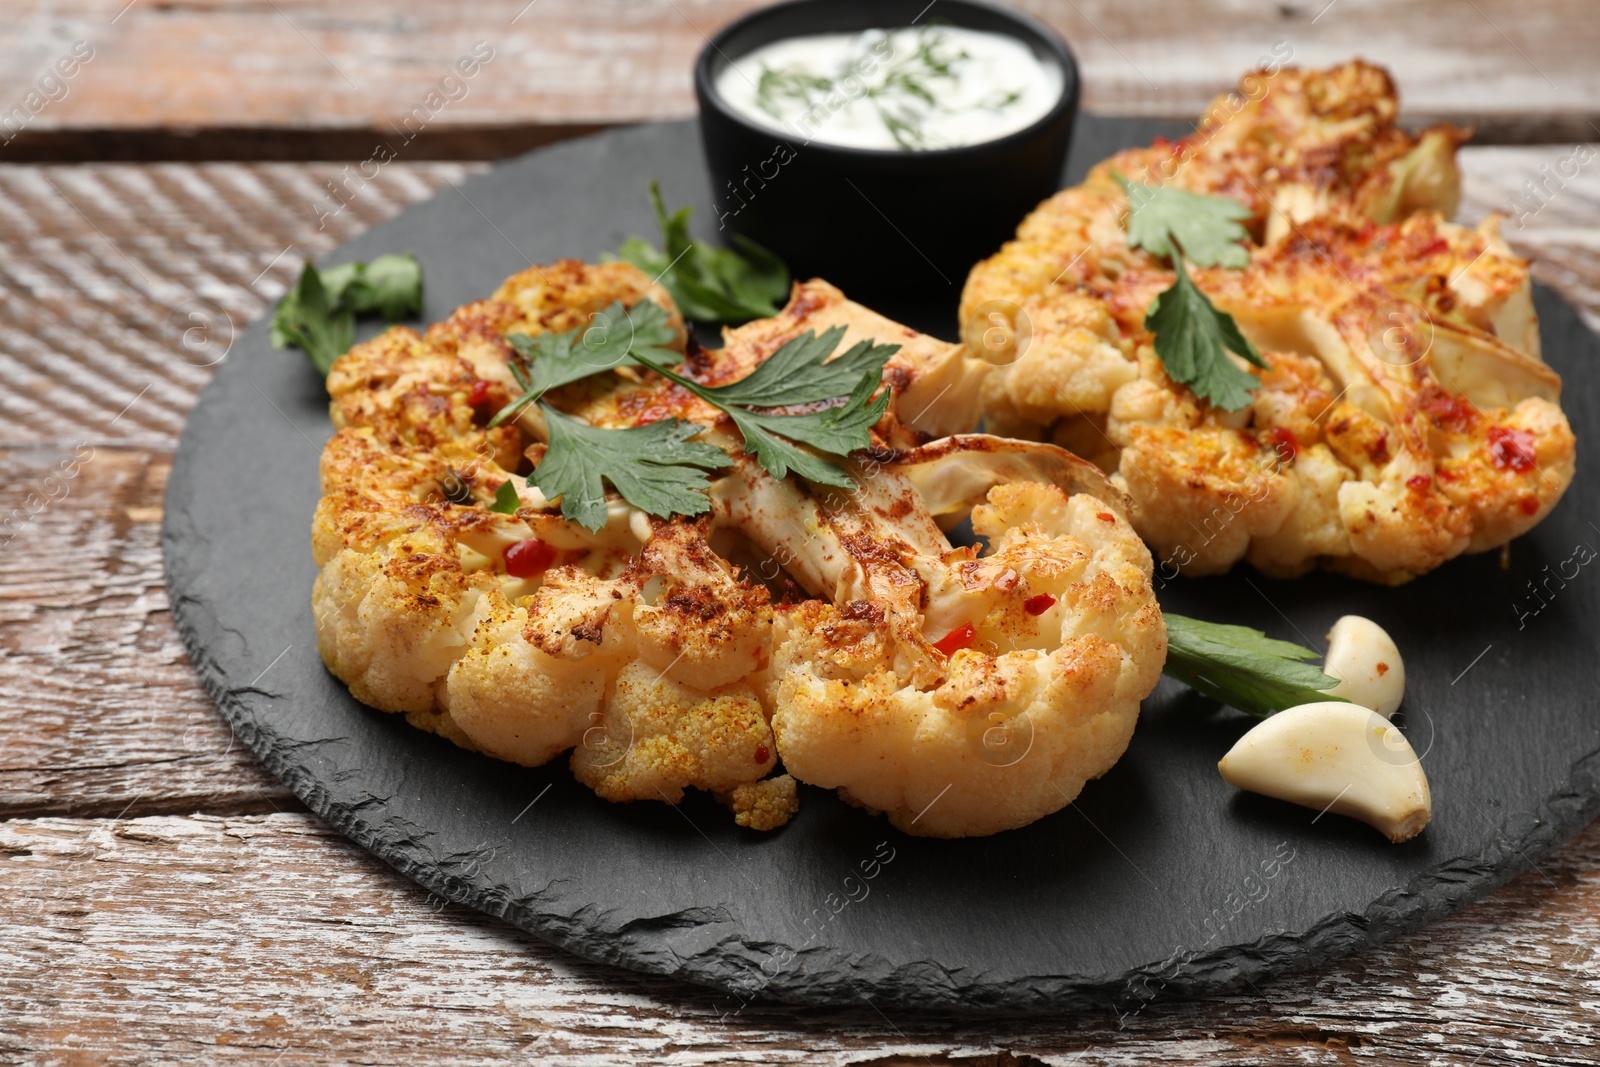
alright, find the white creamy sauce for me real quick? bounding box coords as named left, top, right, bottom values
left=715, top=26, right=1062, bottom=151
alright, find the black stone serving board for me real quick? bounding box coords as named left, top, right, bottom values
left=162, top=116, right=1600, bottom=1013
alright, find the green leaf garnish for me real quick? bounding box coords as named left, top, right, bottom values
left=1144, top=254, right=1268, bottom=411
left=1115, top=175, right=1252, bottom=269
left=611, top=182, right=789, bottom=323
left=626, top=326, right=898, bottom=490
left=488, top=300, right=683, bottom=428
left=500, top=299, right=896, bottom=523
left=272, top=254, right=423, bottom=376
left=1162, top=612, right=1347, bottom=719
left=1113, top=173, right=1264, bottom=410
left=323, top=253, right=426, bottom=320
left=532, top=405, right=731, bottom=531
left=271, top=264, right=353, bottom=376
left=488, top=478, right=522, bottom=515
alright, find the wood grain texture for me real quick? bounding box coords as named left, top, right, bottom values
left=1, top=812, right=1598, bottom=1065
left=0, top=162, right=482, bottom=818
left=0, top=1, right=1597, bottom=161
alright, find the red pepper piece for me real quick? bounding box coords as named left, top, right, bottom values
left=1264, top=426, right=1299, bottom=460
left=1487, top=425, right=1537, bottom=472
left=504, top=538, right=556, bottom=578
left=932, top=623, right=977, bottom=657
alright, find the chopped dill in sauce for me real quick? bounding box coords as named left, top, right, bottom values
left=715, top=26, right=1061, bottom=151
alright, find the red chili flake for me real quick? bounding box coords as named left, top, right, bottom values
left=1487, top=425, right=1537, bottom=472
left=1518, top=496, right=1541, bottom=516
left=754, top=743, right=771, bottom=765
left=1416, top=237, right=1450, bottom=257
left=1024, top=593, right=1057, bottom=616
left=1406, top=474, right=1432, bottom=491
left=467, top=379, right=493, bottom=407
left=1095, top=512, right=1116, bottom=523
left=1376, top=662, right=1390, bottom=677
left=504, top=538, right=556, bottom=578
left=1423, top=392, right=1477, bottom=434
left=1368, top=431, right=1391, bottom=466
left=932, top=622, right=977, bottom=657
left=1435, top=466, right=1459, bottom=482
left=1263, top=426, right=1299, bottom=460
left=1151, top=135, right=1170, bottom=148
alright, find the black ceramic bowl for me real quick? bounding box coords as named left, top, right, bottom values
left=695, top=0, right=1079, bottom=319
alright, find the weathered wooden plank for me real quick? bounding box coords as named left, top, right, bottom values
left=0, top=161, right=484, bottom=449
left=0, top=162, right=480, bottom=818
left=0, top=445, right=297, bottom=817
left=0, top=1, right=1596, bottom=161
left=1, top=811, right=1597, bottom=1064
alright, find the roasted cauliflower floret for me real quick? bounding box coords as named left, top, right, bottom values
left=714, top=437, right=1165, bottom=838
left=313, top=259, right=797, bottom=827
left=314, top=529, right=487, bottom=716
left=957, top=61, right=1574, bottom=584
left=571, top=660, right=775, bottom=803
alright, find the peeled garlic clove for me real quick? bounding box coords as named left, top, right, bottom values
left=1322, top=615, right=1405, bottom=718
left=1218, top=701, right=1430, bottom=843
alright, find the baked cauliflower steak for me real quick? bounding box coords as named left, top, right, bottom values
left=959, top=60, right=1575, bottom=584
left=312, top=260, right=1163, bottom=836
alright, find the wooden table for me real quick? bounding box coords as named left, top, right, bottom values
left=4, top=3, right=1599, bottom=1062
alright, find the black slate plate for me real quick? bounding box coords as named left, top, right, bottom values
left=162, top=117, right=1600, bottom=1013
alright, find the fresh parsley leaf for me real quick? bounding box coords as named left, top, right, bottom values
left=1163, top=612, right=1347, bottom=719
left=696, top=326, right=893, bottom=407
left=329, top=253, right=425, bottom=320
left=271, top=263, right=354, bottom=377
left=611, top=182, right=789, bottom=323
left=272, top=254, right=423, bottom=376
left=1112, top=173, right=1264, bottom=411
left=489, top=300, right=683, bottom=427
left=488, top=478, right=522, bottom=515
left=1114, top=174, right=1251, bottom=269
left=532, top=404, right=731, bottom=531
left=1144, top=254, right=1267, bottom=411
left=628, top=326, right=898, bottom=489
left=718, top=370, right=892, bottom=485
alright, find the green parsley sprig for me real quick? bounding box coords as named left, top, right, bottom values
left=271, top=254, right=424, bottom=376
left=532, top=407, right=731, bottom=531
left=1162, top=613, right=1346, bottom=719
left=1114, top=174, right=1265, bottom=410
left=494, top=299, right=899, bottom=529
left=626, top=325, right=898, bottom=488
left=488, top=300, right=682, bottom=428
left=611, top=182, right=789, bottom=323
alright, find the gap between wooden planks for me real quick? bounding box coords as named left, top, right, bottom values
left=1, top=150, right=1598, bottom=1063
left=0, top=0, right=1598, bottom=160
